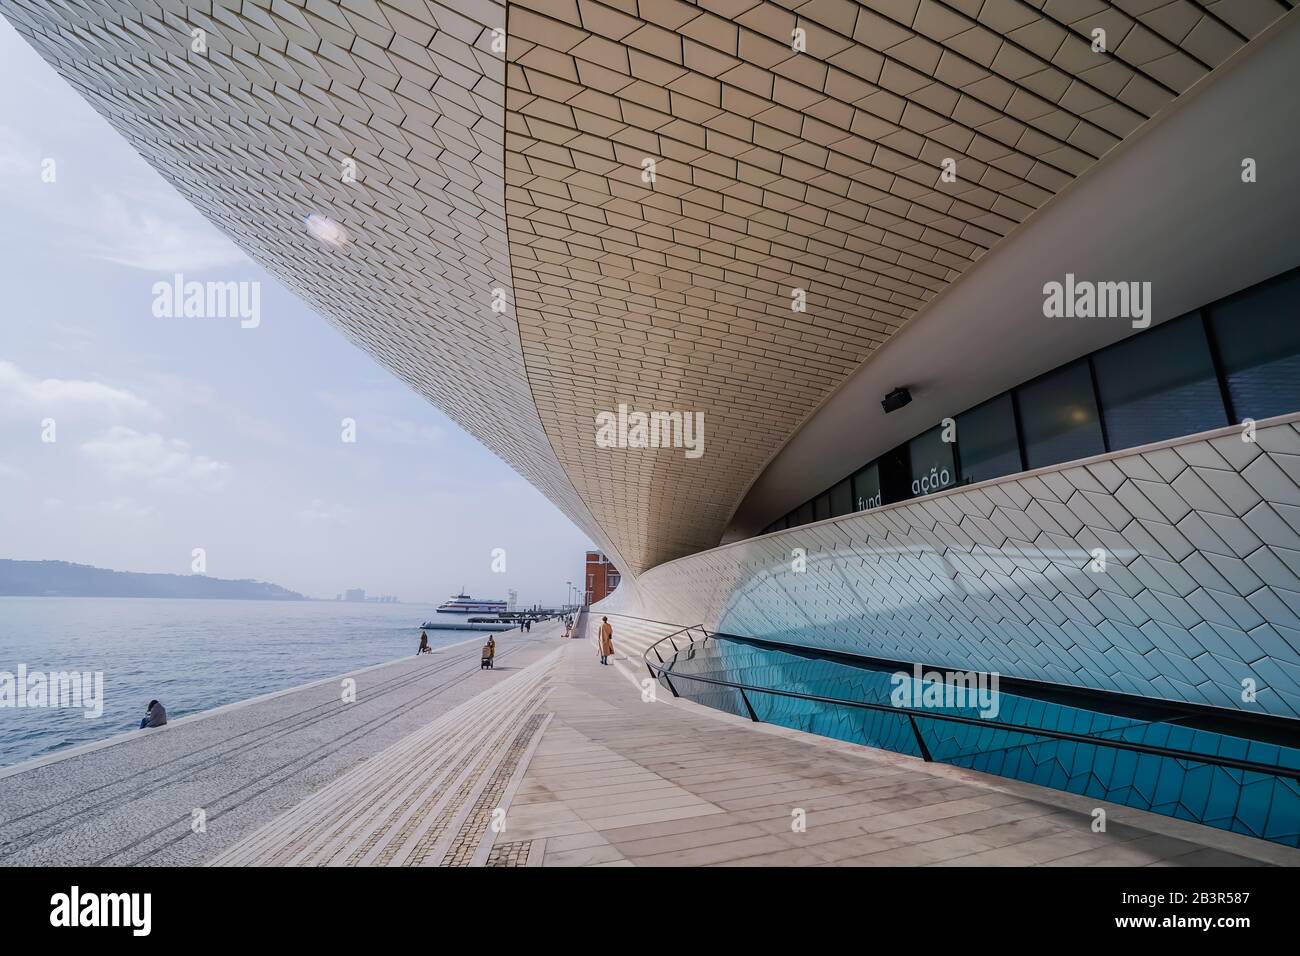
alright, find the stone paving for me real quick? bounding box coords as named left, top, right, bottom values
left=214, top=646, right=561, bottom=866
left=498, top=615, right=1300, bottom=867
left=0, top=623, right=564, bottom=866
left=7, top=610, right=1296, bottom=867
left=211, top=611, right=1300, bottom=867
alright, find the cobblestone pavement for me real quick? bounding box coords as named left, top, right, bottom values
left=214, top=648, right=560, bottom=866
left=0, top=623, right=564, bottom=866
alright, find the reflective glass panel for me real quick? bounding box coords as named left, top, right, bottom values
left=906, top=425, right=957, bottom=498
left=1093, top=313, right=1226, bottom=449
left=830, top=479, right=853, bottom=517
left=1208, top=270, right=1300, bottom=421
left=851, top=462, right=881, bottom=511
left=1016, top=359, right=1105, bottom=469
left=956, top=393, right=1022, bottom=484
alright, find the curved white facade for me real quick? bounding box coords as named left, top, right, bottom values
left=7, top=0, right=1300, bottom=725
left=5, top=0, right=1295, bottom=575
left=602, top=415, right=1300, bottom=719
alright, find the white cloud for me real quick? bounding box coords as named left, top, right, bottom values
left=367, top=418, right=444, bottom=446
left=45, top=322, right=100, bottom=354
left=89, top=497, right=157, bottom=520
left=313, top=388, right=444, bottom=446
left=0, top=124, right=37, bottom=181
left=0, top=360, right=156, bottom=420
left=139, top=372, right=217, bottom=408
left=87, top=190, right=247, bottom=272
left=228, top=410, right=287, bottom=446
left=0, top=127, right=246, bottom=273
left=297, top=498, right=352, bottom=526
left=80, top=426, right=230, bottom=493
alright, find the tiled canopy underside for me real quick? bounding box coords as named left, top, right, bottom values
left=3, top=0, right=1293, bottom=574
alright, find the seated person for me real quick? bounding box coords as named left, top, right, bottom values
left=139, top=699, right=167, bottom=729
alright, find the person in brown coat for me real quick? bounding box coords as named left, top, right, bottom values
left=598, top=617, right=614, bottom=665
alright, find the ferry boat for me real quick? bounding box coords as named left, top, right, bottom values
left=435, top=591, right=507, bottom=614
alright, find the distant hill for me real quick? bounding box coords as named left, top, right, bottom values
left=0, top=560, right=307, bottom=600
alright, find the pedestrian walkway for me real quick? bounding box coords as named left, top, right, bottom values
left=213, top=647, right=562, bottom=866
left=0, top=625, right=563, bottom=866
left=213, top=614, right=1299, bottom=867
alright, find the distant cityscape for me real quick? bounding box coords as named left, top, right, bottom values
left=0, top=562, right=602, bottom=607
left=336, top=589, right=399, bottom=604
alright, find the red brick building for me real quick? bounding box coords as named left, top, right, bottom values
left=584, top=551, right=620, bottom=605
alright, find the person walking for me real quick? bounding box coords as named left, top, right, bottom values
left=598, top=616, right=614, bottom=665
left=417, top=630, right=431, bottom=655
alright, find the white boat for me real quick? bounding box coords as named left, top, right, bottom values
left=436, top=591, right=507, bottom=614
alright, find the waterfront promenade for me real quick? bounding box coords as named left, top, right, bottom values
left=4, top=614, right=1296, bottom=867
left=0, top=624, right=562, bottom=866
left=216, top=615, right=1298, bottom=867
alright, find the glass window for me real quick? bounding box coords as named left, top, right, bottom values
left=956, top=394, right=1022, bottom=484
left=1207, top=269, right=1300, bottom=421
left=813, top=493, right=831, bottom=521
left=1016, top=359, right=1105, bottom=469
left=878, top=446, right=912, bottom=505
left=852, top=462, right=881, bottom=511
left=796, top=501, right=814, bottom=526
left=906, top=424, right=957, bottom=498
left=1094, top=313, right=1226, bottom=450
left=830, top=479, right=853, bottom=516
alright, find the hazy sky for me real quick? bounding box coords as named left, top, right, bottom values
left=0, top=20, right=594, bottom=605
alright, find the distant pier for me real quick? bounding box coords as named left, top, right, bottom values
left=419, top=608, right=579, bottom=631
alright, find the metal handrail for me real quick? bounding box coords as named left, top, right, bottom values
left=642, top=628, right=1300, bottom=781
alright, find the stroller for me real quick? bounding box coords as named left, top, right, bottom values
left=480, top=642, right=495, bottom=669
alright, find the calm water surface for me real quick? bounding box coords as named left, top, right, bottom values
left=0, top=597, right=475, bottom=768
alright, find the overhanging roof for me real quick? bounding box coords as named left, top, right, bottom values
left=4, top=0, right=1293, bottom=575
